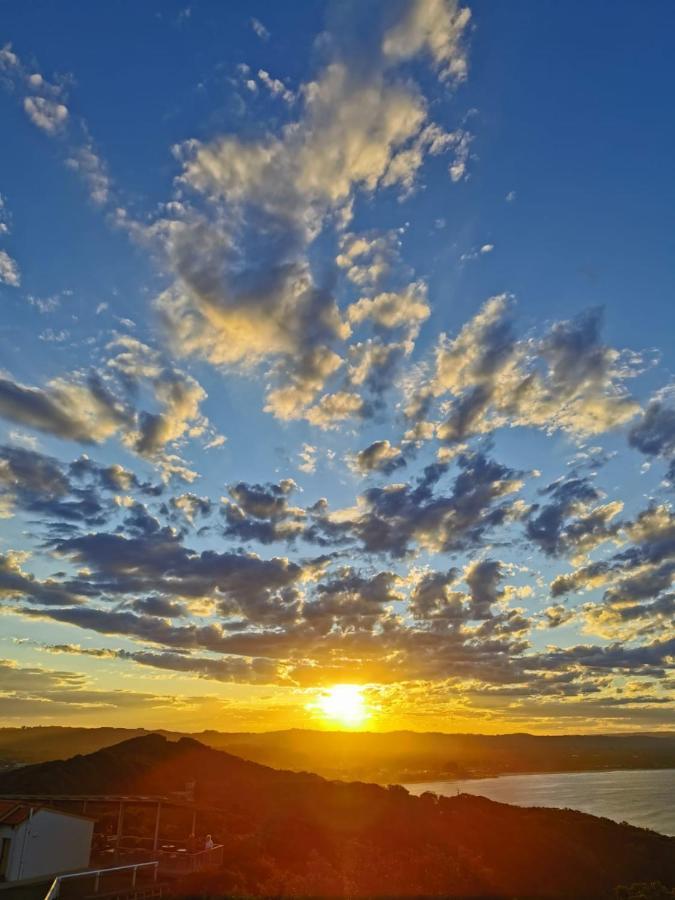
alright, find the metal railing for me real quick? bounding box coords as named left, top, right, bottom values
left=157, top=843, right=223, bottom=875
left=43, top=860, right=159, bottom=900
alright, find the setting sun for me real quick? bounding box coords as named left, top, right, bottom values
left=314, top=685, right=370, bottom=728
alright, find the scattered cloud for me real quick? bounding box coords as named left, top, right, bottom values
left=0, top=4, right=672, bottom=728
left=250, top=18, right=270, bottom=41
left=0, top=249, right=20, bottom=286
left=23, top=95, right=68, bottom=133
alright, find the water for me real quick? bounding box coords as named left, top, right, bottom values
left=404, top=768, right=675, bottom=835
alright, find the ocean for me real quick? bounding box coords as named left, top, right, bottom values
left=404, top=768, right=675, bottom=835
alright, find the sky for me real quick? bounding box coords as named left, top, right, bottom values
left=0, top=0, right=674, bottom=734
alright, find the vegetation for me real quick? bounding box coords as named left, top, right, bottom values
left=0, top=734, right=672, bottom=897
left=0, top=726, right=673, bottom=782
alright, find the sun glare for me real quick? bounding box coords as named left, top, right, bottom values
left=314, top=684, right=370, bottom=728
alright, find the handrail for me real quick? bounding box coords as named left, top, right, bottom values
left=156, top=843, right=223, bottom=875
left=44, top=860, right=159, bottom=900
left=159, top=843, right=223, bottom=857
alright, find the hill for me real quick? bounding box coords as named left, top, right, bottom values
left=0, top=734, right=672, bottom=897
left=1, top=726, right=673, bottom=782
left=198, top=727, right=675, bottom=781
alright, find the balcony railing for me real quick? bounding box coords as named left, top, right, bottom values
left=157, top=843, right=223, bottom=875
left=44, top=860, right=159, bottom=900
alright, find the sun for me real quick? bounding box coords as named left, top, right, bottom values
left=313, top=684, right=370, bottom=728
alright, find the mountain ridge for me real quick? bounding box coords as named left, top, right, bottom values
left=1, top=726, right=673, bottom=782
left=0, top=733, right=672, bottom=897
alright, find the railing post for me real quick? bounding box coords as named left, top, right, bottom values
left=152, top=801, right=162, bottom=851
left=42, top=860, right=159, bottom=900
left=115, top=801, right=124, bottom=862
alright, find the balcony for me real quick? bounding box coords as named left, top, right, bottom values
left=156, top=844, right=223, bottom=876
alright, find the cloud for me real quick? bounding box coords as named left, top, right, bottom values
left=1, top=45, right=113, bottom=206
left=69, top=455, right=160, bottom=495
left=350, top=439, right=406, bottom=475
left=250, top=17, right=270, bottom=41
left=221, top=479, right=306, bottom=544
left=65, top=141, right=111, bottom=204
left=629, top=392, right=675, bottom=483
left=3, top=4, right=673, bottom=722
left=525, top=475, right=621, bottom=560
left=257, top=69, right=294, bottom=104
left=23, top=95, right=68, bottom=133
left=581, top=594, right=675, bottom=641
left=548, top=502, right=675, bottom=645
left=0, top=340, right=217, bottom=480
left=541, top=604, right=576, bottom=629
left=0, top=373, right=129, bottom=444
left=407, top=297, right=644, bottom=446
left=448, top=128, right=472, bottom=181
left=409, top=558, right=519, bottom=626
left=347, top=281, right=430, bottom=332
left=297, top=443, right=318, bottom=474
left=0, top=551, right=84, bottom=606
left=0, top=658, right=230, bottom=719
left=382, top=0, right=470, bottom=82
left=150, top=1, right=470, bottom=425
left=0, top=194, right=11, bottom=235
left=0, top=444, right=102, bottom=524
left=168, top=492, right=212, bottom=526
left=533, top=637, right=675, bottom=677
left=0, top=249, right=20, bottom=286
left=304, top=390, right=365, bottom=429
left=308, top=452, right=526, bottom=558
left=4, top=475, right=672, bottom=697
left=336, top=229, right=403, bottom=289
left=344, top=337, right=418, bottom=420
left=0, top=45, right=69, bottom=136
left=464, top=559, right=504, bottom=619
left=460, top=242, right=493, bottom=262
left=409, top=568, right=463, bottom=620
left=263, top=347, right=344, bottom=422
left=47, top=527, right=306, bottom=626
left=120, top=649, right=285, bottom=684
left=0, top=200, right=20, bottom=285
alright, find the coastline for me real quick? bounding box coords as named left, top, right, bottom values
left=399, top=765, right=675, bottom=786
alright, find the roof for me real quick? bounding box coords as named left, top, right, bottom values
left=0, top=800, right=32, bottom=826
left=0, top=800, right=95, bottom=826
left=0, top=793, right=219, bottom=813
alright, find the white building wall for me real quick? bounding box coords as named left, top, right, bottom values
left=4, top=809, right=93, bottom=881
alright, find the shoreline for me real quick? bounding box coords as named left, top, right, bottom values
left=399, top=765, right=675, bottom=786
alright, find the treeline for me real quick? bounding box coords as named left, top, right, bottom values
left=0, top=735, right=672, bottom=897
left=1, top=726, right=673, bottom=782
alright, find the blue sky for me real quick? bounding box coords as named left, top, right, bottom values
left=0, top=0, right=673, bottom=732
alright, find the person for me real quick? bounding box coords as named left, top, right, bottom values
left=204, top=834, right=214, bottom=850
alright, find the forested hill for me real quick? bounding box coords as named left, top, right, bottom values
left=1, top=726, right=673, bottom=781
left=0, top=734, right=672, bottom=898
left=198, top=727, right=675, bottom=781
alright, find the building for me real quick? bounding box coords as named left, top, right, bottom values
left=0, top=801, right=94, bottom=881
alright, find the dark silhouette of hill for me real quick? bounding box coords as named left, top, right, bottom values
left=0, top=734, right=672, bottom=897
left=198, top=727, right=675, bottom=781
left=0, top=726, right=153, bottom=766
left=1, top=726, right=673, bottom=782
